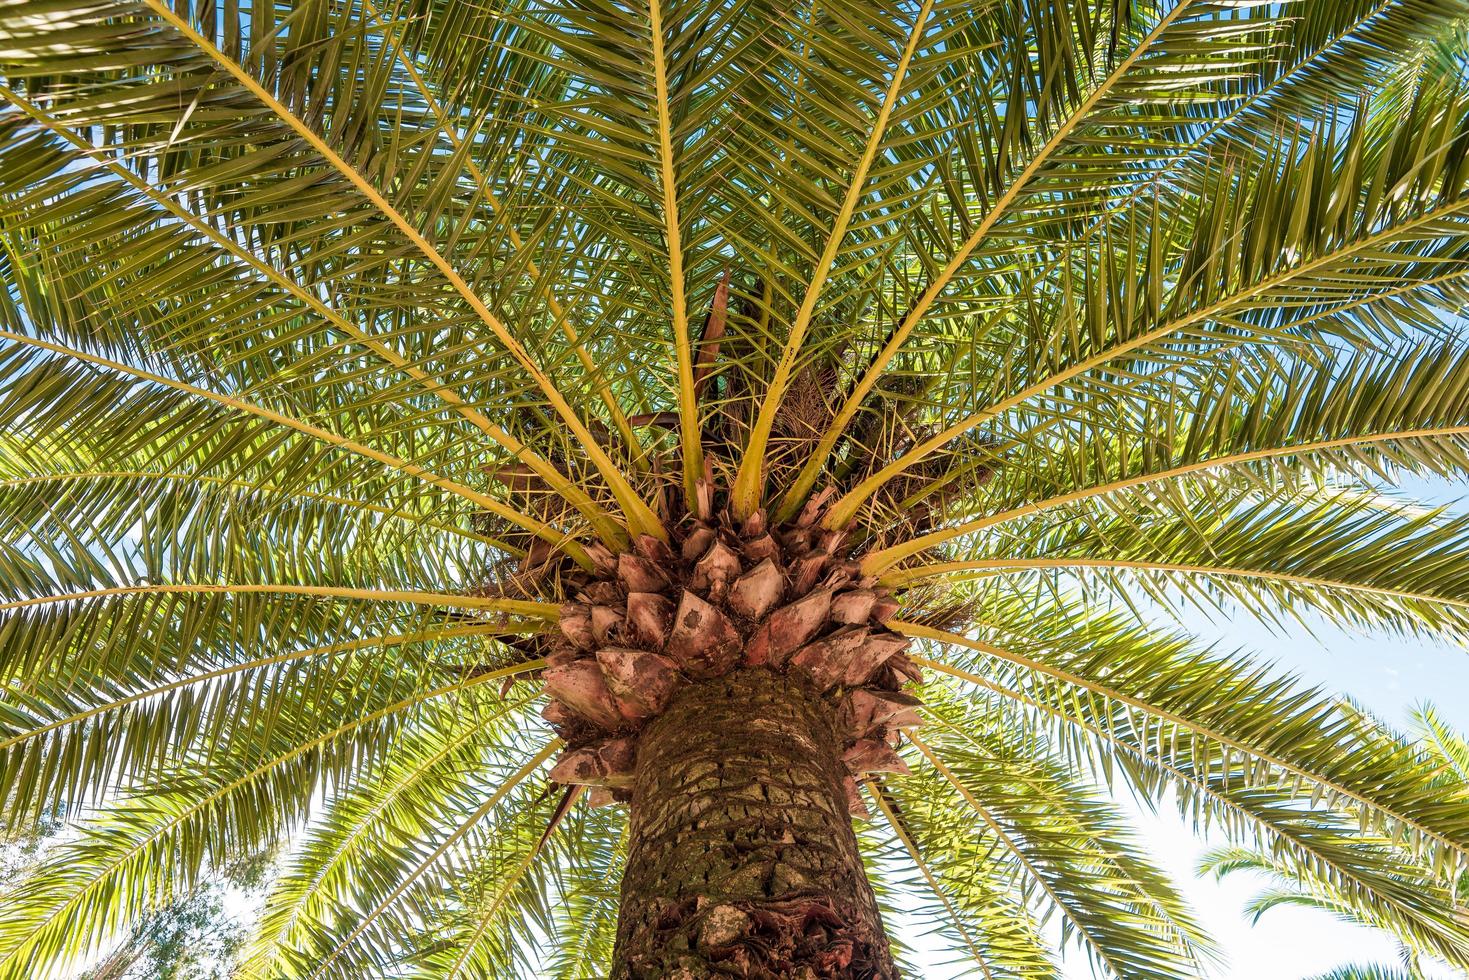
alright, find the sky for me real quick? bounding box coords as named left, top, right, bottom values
left=907, top=471, right=1469, bottom=980
left=904, top=613, right=1469, bottom=979
left=1135, top=475, right=1469, bottom=979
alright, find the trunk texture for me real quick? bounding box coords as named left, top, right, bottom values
left=611, top=667, right=895, bottom=979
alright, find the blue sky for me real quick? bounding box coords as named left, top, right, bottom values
left=1102, top=611, right=1469, bottom=979
left=904, top=473, right=1469, bottom=979
left=909, top=619, right=1469, bottom=979
left=1086, top=471, right=1469, bottom=979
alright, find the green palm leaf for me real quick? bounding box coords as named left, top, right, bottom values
left=5, top=0, right=1469, bottom=975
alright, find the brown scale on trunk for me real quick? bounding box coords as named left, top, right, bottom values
left=537, top=481, right=923, bottom=977
left=541, top=484, right=923, bottom=813
left=614, top=670, right=896, bottom=979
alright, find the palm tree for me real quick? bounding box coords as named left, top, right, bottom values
left=3, top=0, right=1469, bottom=975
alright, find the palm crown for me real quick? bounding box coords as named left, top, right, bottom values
left=4, top=0, right=1469, bottom=976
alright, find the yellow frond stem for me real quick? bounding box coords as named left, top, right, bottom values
left=141, top=0, right=662, bottom=543
left=0, top=584, right=559, bottom=621
left=886, top=558, right=1469, bottom=617
left=731, top=0, right=937, bottom=519
left=864, top=424, right=1469, bottom=573
left=647, top=0, right=702, bottom=509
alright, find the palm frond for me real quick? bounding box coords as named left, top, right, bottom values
left=897, top=488, right=1469, bottom=642
left=867, top=780, right=1052, bottom=979
left=826, top=62, right=1469, bottom=526
left=6, top=0, right=1469, bottom=975
left=904, top=723, right=1211, bottom=979
left=957, top=662, right=1469, bottom=969
left=899, top=612, right=1469, bottom=875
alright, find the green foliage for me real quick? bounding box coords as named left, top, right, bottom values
left=1304, top=968, right=1421, bottom=980
left=3, top=813, right=270, bottom=980
left=76, top=853, right=271, bottom=980
left=2, top=0, right=1469, bottom=976
left=1200, top=707, right=1469, bottom=973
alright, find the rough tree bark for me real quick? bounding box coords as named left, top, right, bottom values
left=611, top=667, right=896, bottom=979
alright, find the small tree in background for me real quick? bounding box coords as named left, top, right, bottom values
left=2, top=816, right=269, bottom=980
left=3, top=0, right=1469, bottom=976
left=78, top=854, right=271, bottom=980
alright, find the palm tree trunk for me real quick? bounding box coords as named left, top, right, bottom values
left=611, top=666, right=895, bottom=979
